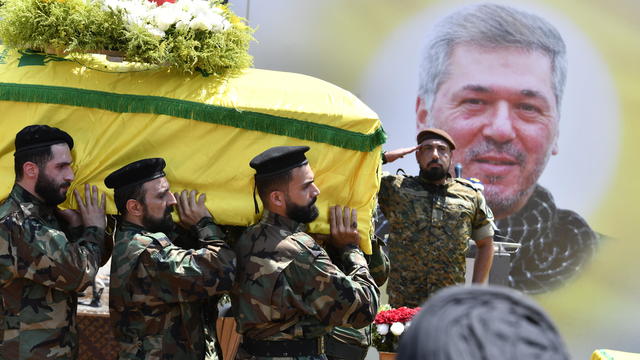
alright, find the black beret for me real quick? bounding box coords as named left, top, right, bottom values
left=250, top=146, right=310, bottom=179
left=104, top=158, right=166, bottom=190
left=14, top=125, right=74, bottom=155
left=416, top=128, right=456, bottom=150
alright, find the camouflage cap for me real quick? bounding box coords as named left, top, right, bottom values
left=14, top=124, right=74, bottom=155
left=416, top=128, right=456, bottom=150
left=105, top=158, right=166, bottom=189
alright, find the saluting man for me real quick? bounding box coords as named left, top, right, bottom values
left=380, top=129, right=496, bottom=307
left=105, top=158, right=236, bottom=359
left=232, top=146, right=379, bottom=360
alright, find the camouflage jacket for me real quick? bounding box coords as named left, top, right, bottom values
left=109, top=218, right=236, bottom=360
left=379, top=175, right=494, bottom=307
left=326, top=237, right=389, bottom=349
left=0, top=185, right=106, bottom=359
left=231, top=211, right=379, bottom=360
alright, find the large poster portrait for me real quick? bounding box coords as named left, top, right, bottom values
left=365, top=2, right=612, bottom=294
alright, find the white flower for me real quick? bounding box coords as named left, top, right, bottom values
left=153, top=7, right=178, bottom=31
left=125, top=13, right=145, bottom=28
left=174, top=11, right=193, bottom=30
left=207, top=13, right=229, bottom=31
left=189, top=0, right=211, bottom=14
left=376, top=324, right=389, bottom=336
left=145, top=25, right=166, bottom=39
left=210, top=6, right=224, bottom=15
left=390, top=322, right=405, bottom=336
left=124, top=6, right=148, bottom=26
left=189, top=15, right=211, bottom=31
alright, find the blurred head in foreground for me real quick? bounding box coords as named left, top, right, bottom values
left=398, top=285, right=569, bottom=360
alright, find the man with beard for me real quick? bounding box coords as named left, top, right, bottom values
left=379, top=129, right=495, bottom=308
left=232, top=146, right=379, bottom=360
left=0, top=125, right=110, bottom=359
left=104, top=158, right=236, bottom=359
left=412, top=3, right=599, bottom=293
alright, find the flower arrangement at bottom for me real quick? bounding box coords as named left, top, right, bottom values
left=0, top=0, right=253, bottom=74
left=372, top=305, right=421, bottom=353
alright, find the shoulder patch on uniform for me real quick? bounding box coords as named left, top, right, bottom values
left=454, top=177, right=484, bottom=191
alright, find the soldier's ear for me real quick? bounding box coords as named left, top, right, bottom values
left=22, top=161, right=39, bottom=180
left=126, top=199, right=144, bottom=217
left=269, top=190, right=285, bottom=209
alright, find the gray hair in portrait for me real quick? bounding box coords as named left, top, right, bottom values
left=418, top=3, right=568, bottom=117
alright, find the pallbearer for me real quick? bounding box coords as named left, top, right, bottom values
left=232, top=146, right=379, bottom=360
left=0, top=125, right=110, bottom=359
left=105, top=158, right=236, bottom=359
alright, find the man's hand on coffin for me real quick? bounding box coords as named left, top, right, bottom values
left=329, top=205, right=360, bottom=249
left=175, top=190, right=212, bottom=228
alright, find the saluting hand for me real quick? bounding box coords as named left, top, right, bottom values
left=384, top=145, right=421, bottom=163
left=329, top=205, right=360, bottom=249
left=175, top=190, right=211, bottom=228
left=74, top=184, right=107, bottom=229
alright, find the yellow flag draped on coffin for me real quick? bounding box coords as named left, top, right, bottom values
left=0, top=47, right=385, bottom=253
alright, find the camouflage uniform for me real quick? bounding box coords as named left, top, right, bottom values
left=232, top=211, right=380, bottom=360
left=379, top=175, right=494, bottom=308
left=109, top=218, right=236, bottom=360
left=325, top=238, right=389, bottom=360
left=0, top=185, right=106, bottom=359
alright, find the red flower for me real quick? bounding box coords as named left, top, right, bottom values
left=374, top=306, right=421, bottom=325
left=148, top=0, right=175, bottom=5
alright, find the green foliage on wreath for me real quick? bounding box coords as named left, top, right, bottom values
left=372, top=330, right=397, bottom=353
left=0, top=0, right=253, bottom=75
left=0, top=0, right=125, bottom=52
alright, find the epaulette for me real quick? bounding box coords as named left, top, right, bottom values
left=454, top=177, right=485, bottom=192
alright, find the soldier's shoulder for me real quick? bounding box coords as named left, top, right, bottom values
left=137, top=231, right=172, bottom=249
left=0, top=198, right=25, bottom=225
left=0, top=197, right=17, bottom=219
left=241, top=222, right=264, bottom=237
left=453, top=177, right=484, bottom=192
left=289, top=232, right=324, bottom=258
left=235, top=222, right=267, bottom=251
left=0, top=202, right=52, bottom=240
left=382, top=173, right=421, bottom=190
left=117, top=229, right=172, bottom=253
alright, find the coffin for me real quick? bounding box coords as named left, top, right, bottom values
left=0, top=47, right=385, bottom=252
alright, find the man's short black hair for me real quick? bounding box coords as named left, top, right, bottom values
left=255, top=170, right=293, bottom=206
left=14, top=147, right=54, bottom=181
left=13, top=125, right=74, bottom=181
left=113, top=183, right=147, bottom=216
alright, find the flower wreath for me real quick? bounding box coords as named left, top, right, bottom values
left=0, top=0, right=253, bottom=74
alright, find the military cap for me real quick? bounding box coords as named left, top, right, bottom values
left=250, top=146, right=310, bottom=180
left=249, top=146, right=310, bottom=213
left=416, top=128, right=456, bottom=150
left=104, top=158, right=166, bottom=190
left=14, top=124, right=74, bottom=155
